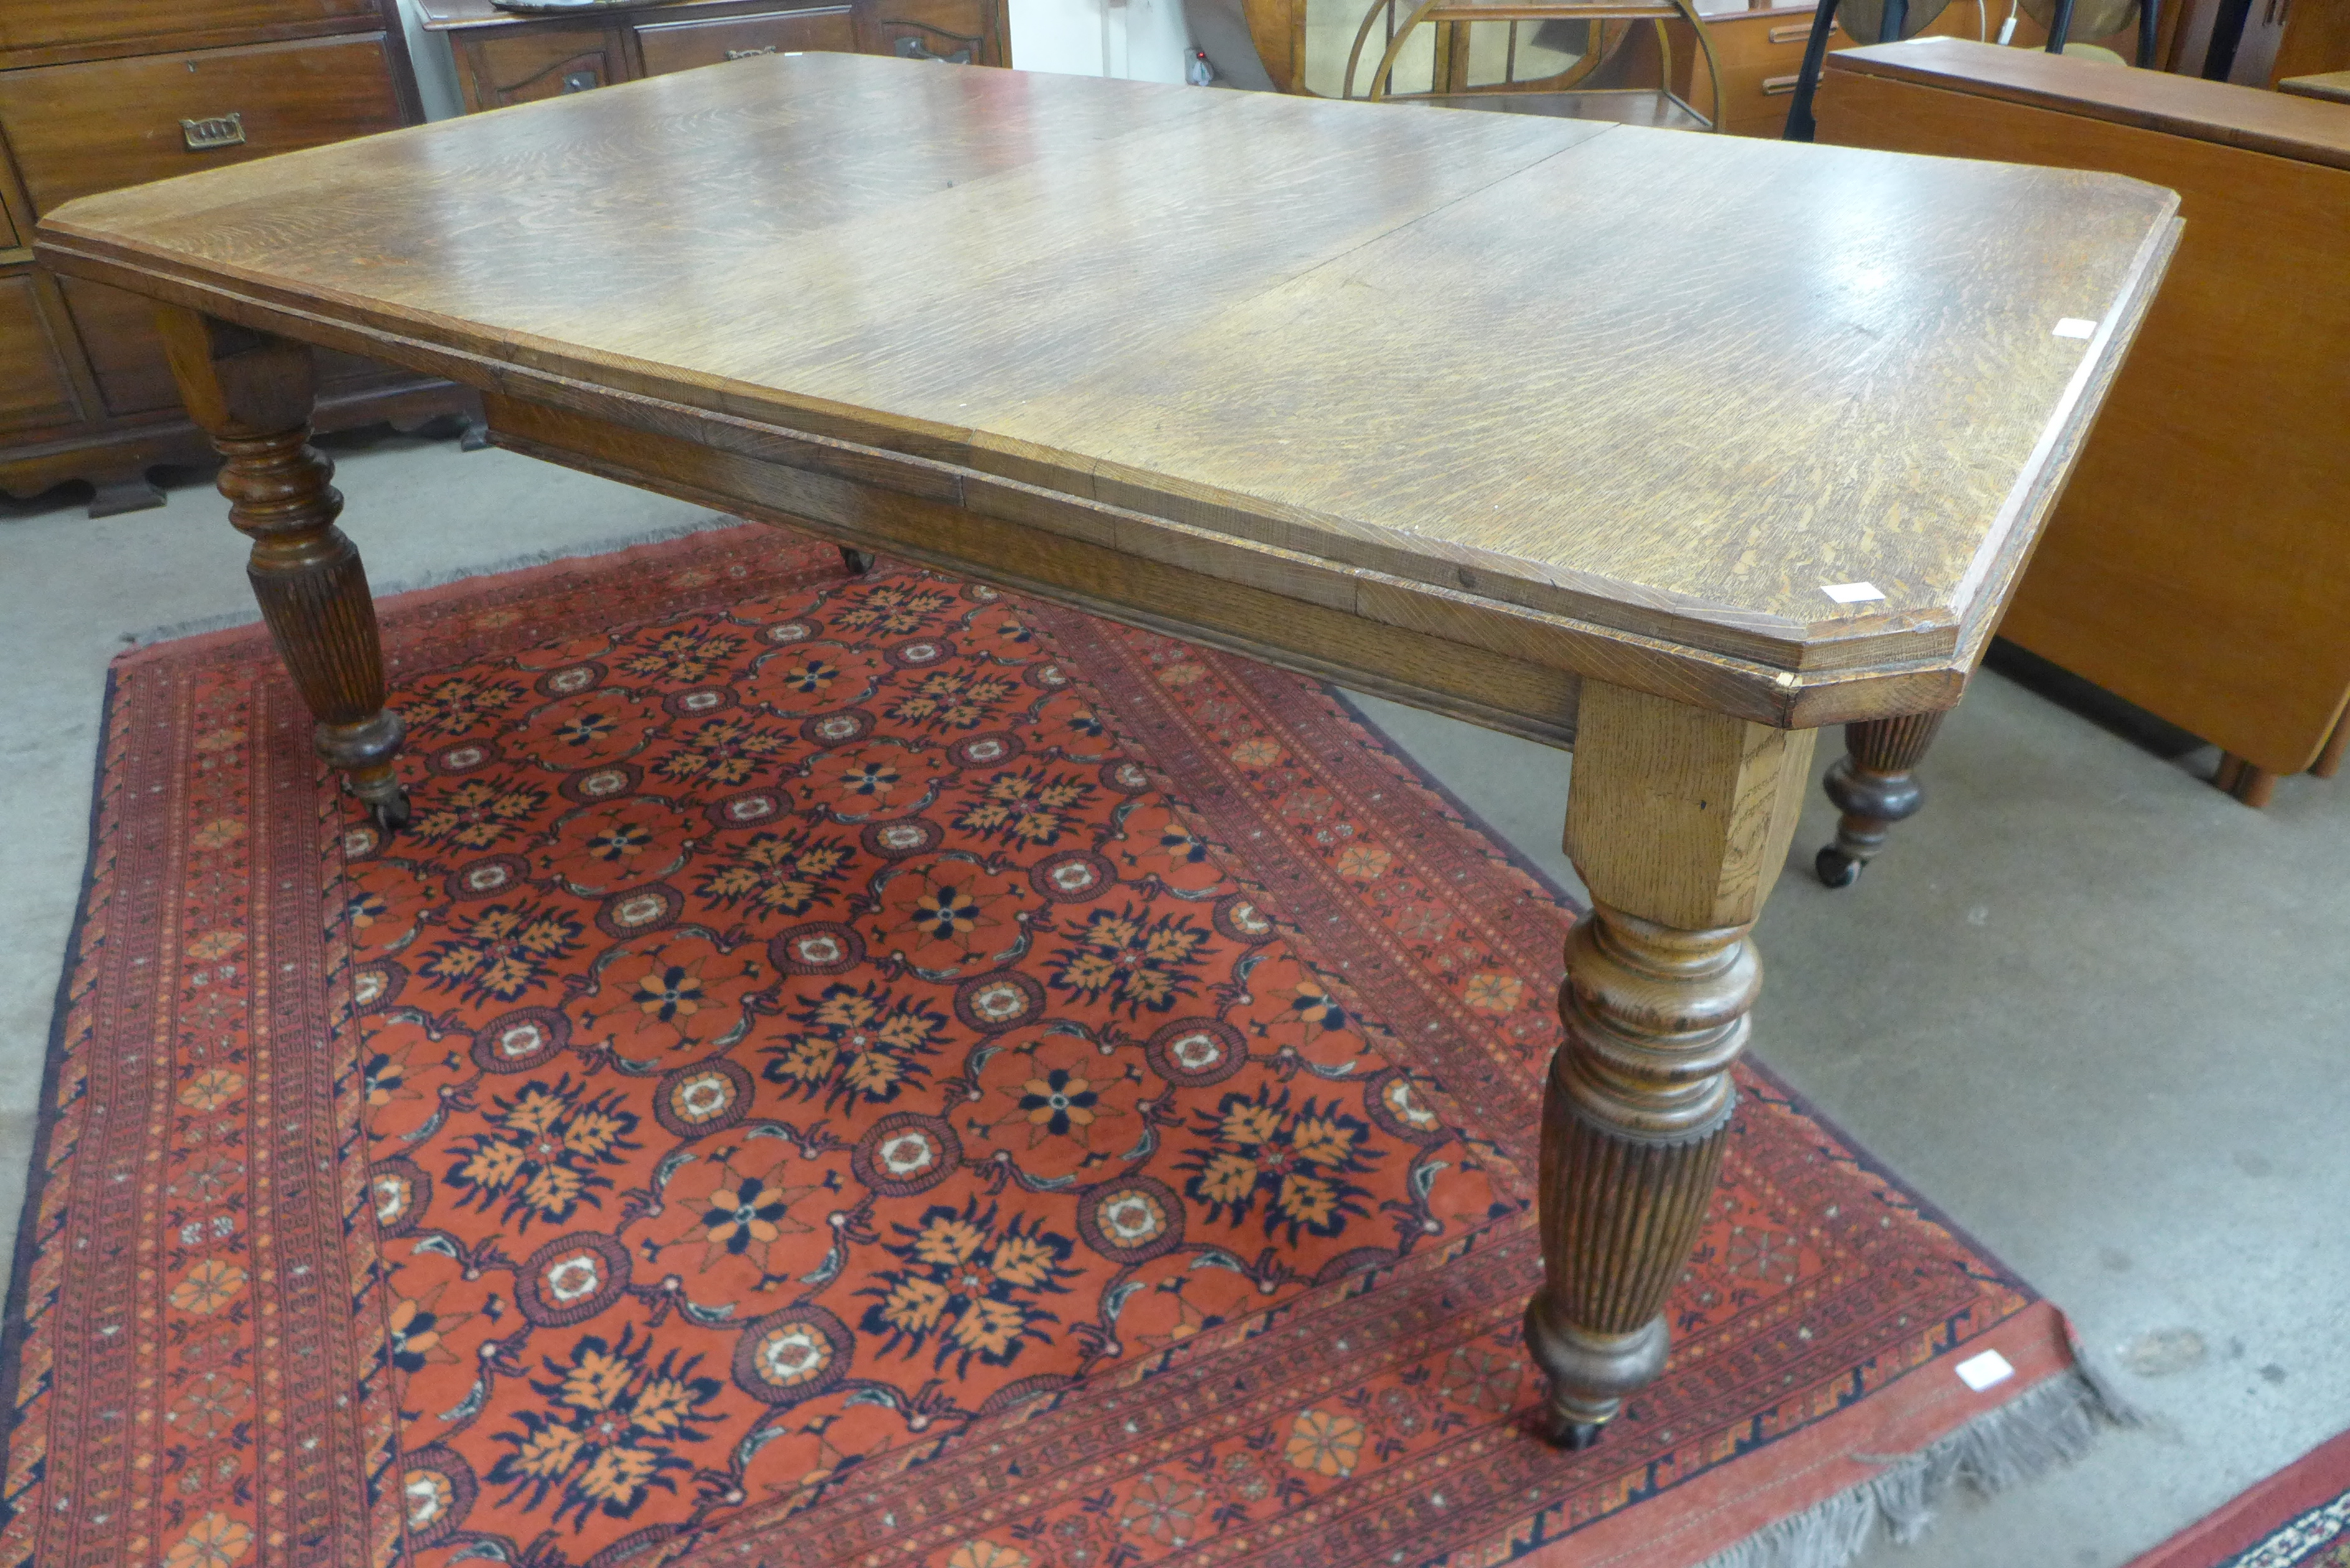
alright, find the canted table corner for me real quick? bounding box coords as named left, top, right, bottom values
left=34, top=52, right=2179, bottom=1450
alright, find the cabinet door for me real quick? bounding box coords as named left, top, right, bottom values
left=856, top=0, right=1004, bottom=63
left=0, top=271, right=85, bottom=438
left=637, top=7, right=860, bottom=73
left=456, top=23, right=629, bottom=109
left=0, top=34, right=404, bottom=218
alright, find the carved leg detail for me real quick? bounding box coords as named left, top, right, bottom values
left=1816, top=710, right=1946, bottom=888
left=159, top=307, right=408, bottom=828
left=839, top=545, right=875, bottom=577
left=1530, top=681, right=1814, bottom=1446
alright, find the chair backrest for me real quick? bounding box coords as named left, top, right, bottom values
left=2020, top=0, right=2139, bottom=42
left=1837, top=0, right=1954, bottom=44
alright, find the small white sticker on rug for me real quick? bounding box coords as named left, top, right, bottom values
left=1957, top=1349, right=2016, bottom=1392
left=1821, top=582, right=1885, bottom=604
left=2054, top=318, right=2099, bottom=340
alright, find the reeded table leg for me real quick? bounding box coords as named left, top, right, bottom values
left=1815, top=711, right=1945, bottom=888
left=158, top=307, right=409, bottom=829
left=1527, top=681, right=1815, bottom=1448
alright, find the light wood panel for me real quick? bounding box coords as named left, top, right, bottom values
left=1820, top=41, right=2350, bottom=773
left=1825, top=32, right=2350, bottom=165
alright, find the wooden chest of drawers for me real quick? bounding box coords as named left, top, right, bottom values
left=0, top=1, right=471, bottom=515
left=421, top=0, right=1013, bottom=114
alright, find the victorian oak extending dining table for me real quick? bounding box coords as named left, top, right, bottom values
left=33, top=54, right=2179, bottom=1449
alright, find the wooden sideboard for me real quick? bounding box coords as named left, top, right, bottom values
left=0, top=0, right=473, bottom=514
left=418, top=0, right=1012, bottom=113
left=1677, top=0, right=2181, bottom=134
left=1817, top=40, right=2350, bottom=796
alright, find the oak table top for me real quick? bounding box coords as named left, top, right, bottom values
left=37, top=53, right=2178, bottom=732
left=30, top=54, right=2184, bottom=1463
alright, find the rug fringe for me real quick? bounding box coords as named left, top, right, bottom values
left=1693, top=1363, right=2141, bottom=1568
left=118, top=515, right=752, bottom=646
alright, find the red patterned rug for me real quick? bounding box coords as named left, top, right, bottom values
left=2127, top=1429, right=2350, bottom=1568
left=4, top=523, right=2115, bottom=1568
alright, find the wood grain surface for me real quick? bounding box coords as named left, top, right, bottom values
left=2278, top=68, right=2350, bottom=102
left=36, top=54, right=2176, bottom=721
left=1820, top=41, right=2350, bottom=773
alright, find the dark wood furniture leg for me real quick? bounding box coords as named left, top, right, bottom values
left=2212, top=752, right=2278, bottom=806
left=87, top=469, right=169, bottom=518
left=158, top=306, right=410, bottom=829
left=2313, top=712, right=2348, bottom=780
left=839, top=546, right=875, bottom=576
left=1527, top=681, right=1814, bottom=1447
left=1815, top=711, right=1946, bottom=887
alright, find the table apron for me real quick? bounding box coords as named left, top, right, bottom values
left=32, top=238, right=1980, bottom=732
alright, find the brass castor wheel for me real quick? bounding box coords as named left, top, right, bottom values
left=1815, top=844, right=1863, bottom=888
left=838, top=546, right=874, bottom=577
left=370, top=789, right=413, bottom=833
left=1560, top=1420, right=1606, bottom=1451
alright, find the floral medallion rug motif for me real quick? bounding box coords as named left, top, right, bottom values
left=2, top=526, right=2080, bottom=1568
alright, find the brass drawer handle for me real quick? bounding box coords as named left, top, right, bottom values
left=726, top=45, right=779, bottom=57
left=1761, top=72, right=1801, bottom=93
left=1766, top=21, right=1838, bottom=41
left=180, top=113, right=245, bottom=151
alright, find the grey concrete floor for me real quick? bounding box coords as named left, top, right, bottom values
left=2, top=429, right=2344, bottom=1567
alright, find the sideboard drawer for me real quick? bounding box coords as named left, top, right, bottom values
left=0, top=0, right=377, bottom=58
left=857, top=0, right=1003, bottom=63
left=637, top=7, right=860, bottom=72
left=456, top=22, right=630, bottom=108
left=0, top=34, right=404, bottom=218
left=0, top=271, right=83, bottom=437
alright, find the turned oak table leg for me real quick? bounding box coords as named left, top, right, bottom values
left=1815, top=711, right=1945, bottom=888
left=1526, top=681, right=1815, bottom=1447
left=158, top=307, right=410, bottom=829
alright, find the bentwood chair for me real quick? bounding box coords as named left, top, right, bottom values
left=1342, top=0, right=1728, bottom=130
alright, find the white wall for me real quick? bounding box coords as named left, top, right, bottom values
left=395, top=0, right=465, bottom=120
left=1011, top=0, right=1195, bottom=83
